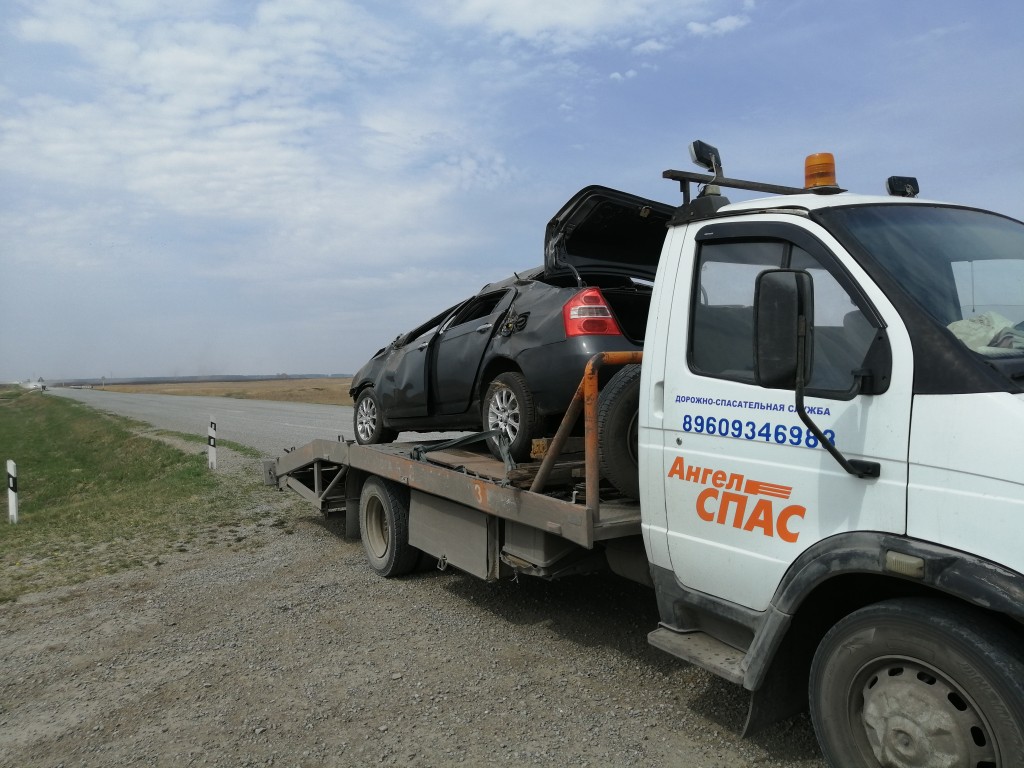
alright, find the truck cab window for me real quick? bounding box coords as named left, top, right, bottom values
left=821, top=205, right=1024, bottom=360
left=948, top=260, right=1024, bottom=355
left=691, top=241, right=779, bottom=381
left=691, top=239, right=875, bottom=395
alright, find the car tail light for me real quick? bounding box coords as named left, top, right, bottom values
left=563, top=287, right=623, bottom=337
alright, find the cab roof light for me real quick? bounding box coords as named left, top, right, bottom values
left=804, top=152, right=839, bottom=191
left=563, top=287, right=623, bottom=337
left=886, top=176, right=920, bottom=198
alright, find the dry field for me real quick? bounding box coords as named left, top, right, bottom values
left=104, top=377, right=354, bottom=406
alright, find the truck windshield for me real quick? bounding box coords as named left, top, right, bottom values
left=823, top=205, right=1024, bottom=360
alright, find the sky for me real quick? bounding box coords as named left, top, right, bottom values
left=2, top=0, right=1023, bottom=381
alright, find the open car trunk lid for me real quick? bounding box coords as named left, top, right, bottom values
left=544, top=185, right=675, bottom=283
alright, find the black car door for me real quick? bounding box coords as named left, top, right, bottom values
left=380, top=303, right=462, bottom=419
left=432, top=289, right=516, bottom=415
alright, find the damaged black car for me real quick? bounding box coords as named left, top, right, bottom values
left=349, top=185, right=674, bottom=462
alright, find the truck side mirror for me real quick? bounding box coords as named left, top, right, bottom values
left=754, top=269, right=814, bottom=389
left=754, top=269, right=880, bottom=479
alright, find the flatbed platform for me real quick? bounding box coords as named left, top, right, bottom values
left=268, top=437, right=640, bottom=548
left=269, top=353, right=645, bottom=550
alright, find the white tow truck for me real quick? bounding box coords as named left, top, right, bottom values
left=270, top=141, right=1024, bottom=767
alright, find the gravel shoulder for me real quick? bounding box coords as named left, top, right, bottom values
left=0, top=440, right=825, bottom=767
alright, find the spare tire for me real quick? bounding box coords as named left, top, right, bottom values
left=598, top=364, right=641, bottom=499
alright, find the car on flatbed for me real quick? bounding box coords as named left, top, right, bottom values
left=281, top=140, right=1024, bottom=766
left=349, top=185, right=674, bottom=461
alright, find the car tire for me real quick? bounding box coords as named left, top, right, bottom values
left=358, top=477, right=419, bottom=577
left=597, top=364, right=641, bottom=499
left=354, top=388, right=397, bottom=445
left=809, top=597, right=1024, bottom=768
left=483, top=372, right=537, bottom=463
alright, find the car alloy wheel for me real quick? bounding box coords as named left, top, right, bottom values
left=488, top=386, right=521, bottom=445
left=353, top=389, right=397, bottom=445
left=356, top=395, right=378, bottom=443
left=483, top=372, right=537, bottom=463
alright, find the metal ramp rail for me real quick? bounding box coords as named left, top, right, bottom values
left=265, top=438, right=352, bottom=515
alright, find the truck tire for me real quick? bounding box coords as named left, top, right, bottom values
left=597, top=364, right=641, bottom=499
left=354, top=389, right=397, bottom=445
left=483, top=372, right=537, bottom=463
left=809, top=597, right=1024, bottom=768
left=358, top=477, right=419, bottom=577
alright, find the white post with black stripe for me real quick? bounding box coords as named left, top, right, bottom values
left=7, top=460, right=17, bottom=524
left=208, top=419, right=218, bottom=470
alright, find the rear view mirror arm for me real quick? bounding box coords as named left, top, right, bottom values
left=794, top=317, right=880, bottom=479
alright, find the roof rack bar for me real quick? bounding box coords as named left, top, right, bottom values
left=663, top=169, right=806, bottom=202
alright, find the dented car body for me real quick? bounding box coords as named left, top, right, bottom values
left=349, top=185, right=674, bottom=460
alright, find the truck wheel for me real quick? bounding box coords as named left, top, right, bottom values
left=354, top=389, right=397, bottom=445
left=809, top=598, right=1024, bottom=768
left=483, top=372, right=536, bottom=463
left=358, top=477, right=419, bottom=577
left=597, top=364, right=641, bottom=499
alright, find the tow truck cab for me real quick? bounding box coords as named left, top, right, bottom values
left=640, top=144, right=1024, bottom=755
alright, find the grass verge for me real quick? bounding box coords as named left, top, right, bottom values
left=153, top=429, right=264, bottom=458
left=0, top=387, right=297, bottom=602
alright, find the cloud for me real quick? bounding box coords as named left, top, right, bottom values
left=906, top=23, right=970, bottom=46
left=2, top=0, right=747, bottom=247
left=426, top=0, right=644, bottom=44
left=420, top=0, right=710, bottom=52
left=0, top=201, right=128, bottom=270
left=0, top=0, right=769, bottom=378
left=0, top=0, right=511, bottom=282
left=687, top=14, right=750, bottom=37
left=633, top=39, right=667, bottom=55
left=437, top=151, right=517, bottom=191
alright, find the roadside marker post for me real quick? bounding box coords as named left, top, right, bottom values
left=208, top=420, right=218, bottom=470
left=7, top=460, right=17, bottom=524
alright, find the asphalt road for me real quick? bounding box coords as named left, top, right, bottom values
left=50, top=388, right=459, bottom=458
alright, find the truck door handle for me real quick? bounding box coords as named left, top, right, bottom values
left=417, top=342, right=429, bottom=350
left=475, top=323, right=493, bottom=333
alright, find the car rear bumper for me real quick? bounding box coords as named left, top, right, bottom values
left=515, top=336, right=642, bottom=417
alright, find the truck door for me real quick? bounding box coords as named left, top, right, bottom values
left=653, top=220, right=913, bottom=611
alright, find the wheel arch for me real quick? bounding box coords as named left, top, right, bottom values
left=772, top=532, right=1024, bottom=623
left=476, top=356, right=523, bottom=403
left=350, top=379, right=374, bottom=399
left=740, top=533, right=1024, bottom=733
